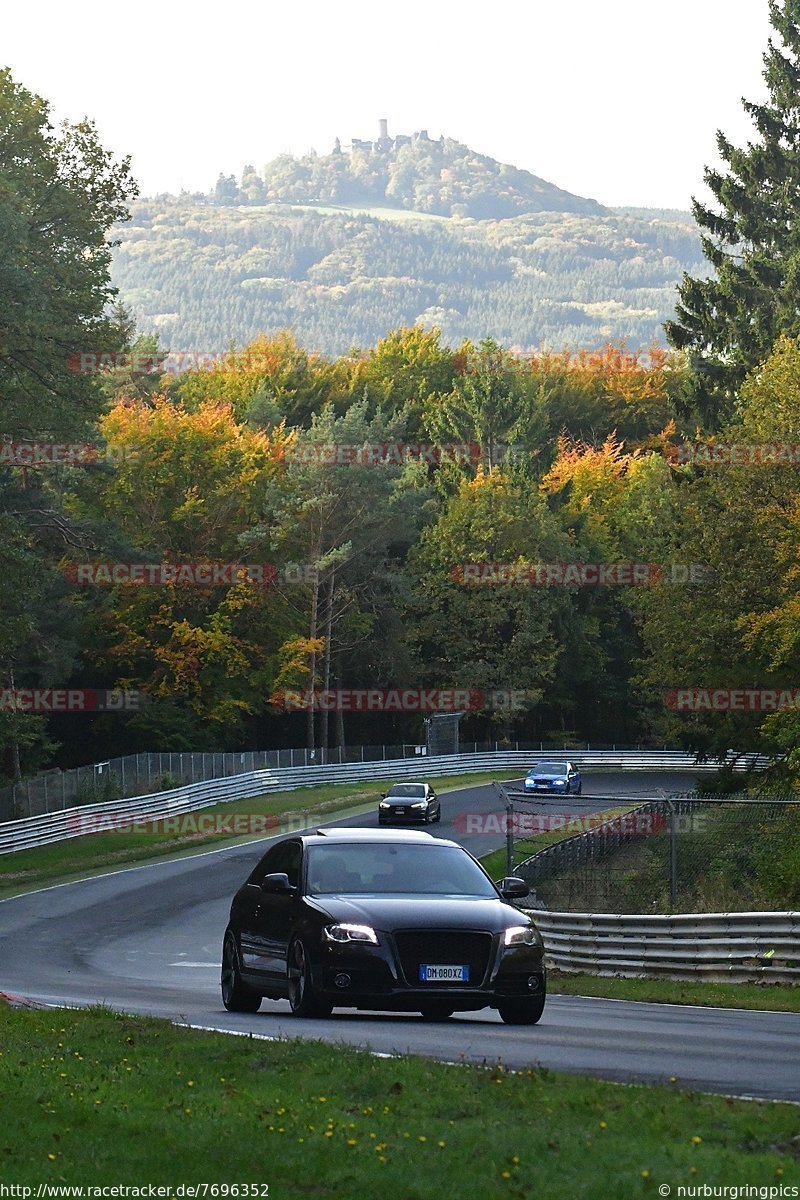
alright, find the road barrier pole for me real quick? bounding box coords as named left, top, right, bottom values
left=668, top=798, right=678, bottom=908
left=493, top=780, right=514, bottom=877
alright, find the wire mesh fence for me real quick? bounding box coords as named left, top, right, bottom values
left=0, top=739, right=641, bottom=822
left=500, top=790, right=800, bottom=914
left=0, top=745, right=421, bottom=821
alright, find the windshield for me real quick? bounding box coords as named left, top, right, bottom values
left=307, top=843, right=497, bottom=897
left=530, top=762, right=568, bottom=775
left=387, top=784, right=426, bottom=797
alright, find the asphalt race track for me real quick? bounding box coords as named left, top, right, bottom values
left=2, top=770, right=799, bottom=1101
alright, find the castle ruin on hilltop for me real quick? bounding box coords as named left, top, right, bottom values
left=338, top=119, right=438, bottom=154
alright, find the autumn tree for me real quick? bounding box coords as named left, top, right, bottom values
left=243, top=399, right=429, bottom=750
left=68, top=399, right=291, bottom=745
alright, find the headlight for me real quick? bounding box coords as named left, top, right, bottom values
left=379, top=801, right=390, bottom=808
left=411, top=801, right=427, bottom=808
left=504, top=925, right=538, bottom=947
left=323, top=923, right=379, bottom=945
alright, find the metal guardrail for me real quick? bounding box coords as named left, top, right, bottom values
left=0, top=771, right=279, bottom=856
left=0, top=748, right=768, bottom=856
left=1, top=743, right=773, bottom=822
left=521, top=908, right=800, bottom=983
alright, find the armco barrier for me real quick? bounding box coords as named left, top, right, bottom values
left=0, top=749, right=769, bottom=856
left=522, top=908, right=800, bottom=983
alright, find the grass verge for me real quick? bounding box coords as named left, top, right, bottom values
left=0, top=1002, right=798, bottom=1196
left=549, top=971, right=800, bottom=1012
left=0, top=770, right=522, bottom=897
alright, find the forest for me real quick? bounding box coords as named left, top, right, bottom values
left=6, top=0, right=800, bottom=785
left=111, top=197, right=705, bottom=357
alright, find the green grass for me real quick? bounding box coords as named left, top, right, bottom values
left=0, top=770, right=522, bottom=897
left=1, top=1002, right=798, bottom=1196
left=549, top=971, right=800, bottom=1011
left=286, top=201, right=451, bottom=222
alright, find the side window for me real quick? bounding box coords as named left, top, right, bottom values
left=248, top=840, right=302, bottom=888
left=279, top=841, right=302, bottom=888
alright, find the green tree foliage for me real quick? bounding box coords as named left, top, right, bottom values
left=632, top=338, right=800, bottom=760
left=0, top=68, right=137, bottom=438
left=404, top=468, right=567, bottom=736
left=666, top=0, right=800, bottom=426
left=0, top=68, right=136, bottom=777
left=423, top=338, right=548, bottom=469
left=243, top=400, right=429, bottom=749
left=254, top=136, right=604, bottom=219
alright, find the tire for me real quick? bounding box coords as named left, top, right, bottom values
left=288, top=938, right=333, bottom=1018
left=497, top=982, right=546, bottom=1026
left=434, top=806, right=442, bottom=823
left=420, top=1004, right=454, bottom=1020
left=221, top=930, right=262, bottom=1013
left=575, top=782, right=582, bottom=795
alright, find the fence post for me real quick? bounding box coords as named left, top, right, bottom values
left=670, top=806, right=677, bottom=906
left=493, top=781, right=514, bottom=878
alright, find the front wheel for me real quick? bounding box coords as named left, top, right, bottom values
left=221, top=930, right=262, bottom=1013
left=497, top=982, right=546, bottom=1025
left=575, top=782, right=582, bottom=795
left=288, top=938, right=333, bottom=1018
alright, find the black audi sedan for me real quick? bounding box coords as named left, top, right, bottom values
left=221, top=829, right=546, bottom=1024
left=378, top=781, right=440, bottom=824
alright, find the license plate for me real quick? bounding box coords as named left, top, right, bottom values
left=396, top=808, right=407, bottom=815
left=419, top=964, right=469, bottom=982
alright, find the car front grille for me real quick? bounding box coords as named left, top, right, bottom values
left=393, top=930, right=493, bottom=988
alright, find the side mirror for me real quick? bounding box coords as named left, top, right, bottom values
left=498, top=876, right=529, bottom=899
left=261, top=871, right=293, bottom=894
left=381, top=792, right=387, bottom=799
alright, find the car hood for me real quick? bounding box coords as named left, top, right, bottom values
left=527, top=773, right=567, bottom=781
left=384, top=796, right=426, bottom=803
left=307, top=894, right=527, bottom=933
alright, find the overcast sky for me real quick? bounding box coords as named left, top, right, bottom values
left=3, top=0, right=774, bottom=209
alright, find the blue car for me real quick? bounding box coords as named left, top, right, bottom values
left=524, top=761, right=582, bottom=795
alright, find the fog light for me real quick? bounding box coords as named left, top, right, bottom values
left=334, top=973, right=351, bottom=989
left=528, top=975, right=541, bottom=991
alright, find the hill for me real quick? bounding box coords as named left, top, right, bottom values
left=212, top=124, right=606, bottom=220
left=111, top=197, right=705, bottom=356
left=110, top=128, right=705, bottom=356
